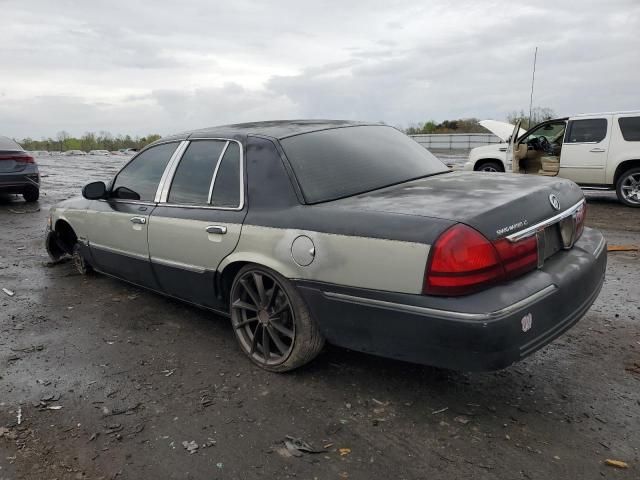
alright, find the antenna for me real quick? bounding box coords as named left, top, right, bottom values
left=528, top=47, right=538, bottom=127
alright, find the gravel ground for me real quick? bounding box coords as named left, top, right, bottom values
left=0, top=153, right=638, bottom=479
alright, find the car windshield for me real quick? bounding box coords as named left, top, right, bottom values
left=280, top=125, right=448, bottom=203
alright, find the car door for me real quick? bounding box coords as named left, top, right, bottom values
left=87, top=141, right=183, bottom=288
left=559, top=116, right=611, bottom=184
left=147, top=138, right=247, bottom=310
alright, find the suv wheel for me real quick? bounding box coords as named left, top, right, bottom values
left=23, top=186, right=40, bottom=203
left=230, top=264, right=324, bottom=372
left=616, top=167, right=640, bottom=207
left=476, top=161, right=503, bottom=172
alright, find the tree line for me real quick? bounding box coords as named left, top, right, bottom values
left=405, top=107, right=556, bottom=134
left=18, top=131, right=162, bottom=152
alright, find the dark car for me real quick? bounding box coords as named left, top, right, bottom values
left=0, top=136, right=40, bottom=202
left=46, top=120, right=606, bottom=372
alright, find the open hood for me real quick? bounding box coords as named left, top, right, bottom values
left=479, top=120, right=526, bottom=142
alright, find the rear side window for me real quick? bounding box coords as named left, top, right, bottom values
left=618, top=117, right=640, bottom=141
left=168, top=141, right=226, bottom=204
left=565, top=119, right=607, bottom=143
left=211, top=141, right=242, bottom=208
left=113, top=142, right=177, bottom=201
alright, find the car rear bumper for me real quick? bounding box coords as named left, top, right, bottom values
left=295, top=227, right=606, bottom=371
left=0, top=170, right=40, bottom=192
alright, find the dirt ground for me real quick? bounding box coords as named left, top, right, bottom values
left=1, top=154, right=638, bottom=480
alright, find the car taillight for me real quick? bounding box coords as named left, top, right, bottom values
left=493, top=235, right=538, bottom=278
left=0, top=153, right=34, bottom=163
left=424, top=224, right=538, bottom=296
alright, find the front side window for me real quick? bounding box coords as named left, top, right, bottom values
left=168, top=140, right=226, bottom=204
left=112, top=142, right=177, bottom=201
left=565, top=119, right=607, bottom=143
left=211, top=141, right=241, bottom=208
left=618, top=116, right=640, bottom=141
left=280, top=125, right=447, bottom=203
left=521, top=122, right=566, bottom=144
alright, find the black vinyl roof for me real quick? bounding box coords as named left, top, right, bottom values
left=157, top=120, right=383, bottom=144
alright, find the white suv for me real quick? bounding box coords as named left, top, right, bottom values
left=463, top=111, right=640, bottom=207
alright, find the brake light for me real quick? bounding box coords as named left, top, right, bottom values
left=424, top=224, right=538, bottom=296
left=494, top=235, right=538, bottom=277
left=0, top=153, right=34, bottom=163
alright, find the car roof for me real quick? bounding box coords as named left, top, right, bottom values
left=0, top=136, right=23, bottom=151
left=569, top=110, right=640, bottom=118
left=154, top=120, right=383, bottom=145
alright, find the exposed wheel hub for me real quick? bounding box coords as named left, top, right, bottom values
left=258, top=309, right=270, bottom=325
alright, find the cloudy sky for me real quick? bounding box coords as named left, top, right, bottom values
left=1, top=0, right=639, bottom=138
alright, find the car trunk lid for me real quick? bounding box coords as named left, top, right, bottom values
left=329, top=171, right=585, bottom=242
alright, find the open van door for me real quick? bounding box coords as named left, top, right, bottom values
left=505, top=120, right=521, bottom=173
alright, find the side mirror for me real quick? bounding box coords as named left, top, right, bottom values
left=82, top=181, right=107, bottom=200
left=112, top=186, right=141, bottom=201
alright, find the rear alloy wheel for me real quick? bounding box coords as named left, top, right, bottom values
left=616, top=167, right=640, bottom=207
left=477, top=161, right=503, bottom=173
left=23, top=186, right=40, bottom=203
left=72, top=244, right=92, bottom=275
left=230, top=265, right=324, bottom=372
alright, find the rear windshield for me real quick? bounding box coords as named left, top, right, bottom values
left=0, top=136, right=22, bottom=151
left=280, top=125, right=447, bottom=203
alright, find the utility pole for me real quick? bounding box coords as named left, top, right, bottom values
left=528, top=46, right=538, bottom=128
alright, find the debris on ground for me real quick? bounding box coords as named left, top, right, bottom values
left=17, top=407, right=22, bottom=425
left=607, top=245, right=639, bottom=252
left=454, top=416, right=470, bottom=425
left=9, top=208, right=41, bottom=214
left=604, top=459, right=629, bottom=469
left=2, top=288, right=15, bottom=297
left=11, top=345, right=45, bottom=353
left=339, top=448, right=351, bottom=456
left=182, top=440, right=199, bottom=454
left=625, top=362, right=640, bottom=375
left=281, top=436, right=326, bottom=457
left=102, top=402, right=142, bottom=417
left=432, top=407, right=448, bottom=415
left=201, top=438, right=216, bottom=448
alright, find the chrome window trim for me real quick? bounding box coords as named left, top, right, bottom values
left=156, top=140, right=190, bottom=203
left=506, top=199, right=585, bottom=242
left=322, top=285, right=557, bottom=323
left=207, top=141, right=230, bottom=203
left=160, top=137, right=245, bottom=212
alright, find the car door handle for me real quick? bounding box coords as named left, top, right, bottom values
left=130, top=216, right=147, bottom=225
left=589, top=148, right=606, bottom=153
left=206, top=225, right=227, bottom=234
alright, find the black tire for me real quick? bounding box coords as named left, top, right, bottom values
left=230, top=264, right=324, bottom=372
left=23, top=186, right=40, bottom=203
left=72, top=243, right=93, bottom=275
left=615, top=167, right=640, bottom=207
left=475, top=160, right=504, bottom=172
